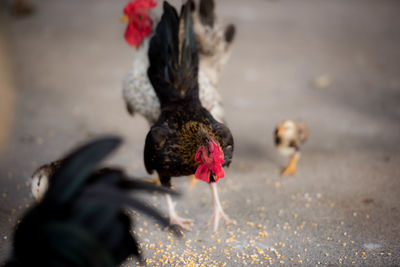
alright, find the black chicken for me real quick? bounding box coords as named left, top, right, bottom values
left=5, top=137, right=177, bottom=267
left=144, top=1, right=234, bottom=232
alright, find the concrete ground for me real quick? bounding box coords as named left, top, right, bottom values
left=1, top=0, right=400, bottom=265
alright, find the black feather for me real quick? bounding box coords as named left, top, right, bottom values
left=78, top=185, right=171, bottom=227
left=118, top=179, right=178, bottom=195
left=144, top=125, right=168, bottom=175
left=147, top=1, right=199, bottom=107
left=6, top=137, right=178, bottom=266
left=44, top=136, right=121, bottom=206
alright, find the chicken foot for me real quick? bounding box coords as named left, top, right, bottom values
left=282, top=153, right=299, bottom=176
left=164, top=194, right=194, bottom=231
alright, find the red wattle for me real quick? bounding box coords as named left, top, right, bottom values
left=194, top=139, right=226, bottom=183
left=212, top=165, right=225, bottom=182
left=195, top=165, right=211, bottom=182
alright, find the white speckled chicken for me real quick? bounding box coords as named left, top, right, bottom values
left=274, top=120, right=309, bottom=176
left=122, top=0, right=235, bottom=124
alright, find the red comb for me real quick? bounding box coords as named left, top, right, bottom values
left=123, top=0, right=157, bottom=48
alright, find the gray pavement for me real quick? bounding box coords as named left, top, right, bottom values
left=1, top=0, right=400, bottom=266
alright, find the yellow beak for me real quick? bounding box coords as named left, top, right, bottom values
left=120, top=14, right=129, bottom=23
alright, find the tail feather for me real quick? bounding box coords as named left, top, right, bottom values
left=148, top=1, right=199, bottom=107
left=78, top=184, right=171, bottom=227
left=44, top=137, right=121, bottom=206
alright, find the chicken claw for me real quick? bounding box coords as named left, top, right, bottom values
left=210, top=203, right=232, bottom=232
left=164, top=194, right=194, bottom=231
left=170, top=215, right=194, bottom=231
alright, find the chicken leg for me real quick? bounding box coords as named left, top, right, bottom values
left=282, top=153, right=299, bottom=176
left=164, top=194, right=194, bottom=231
left=209, top=182, right=231, bottom=232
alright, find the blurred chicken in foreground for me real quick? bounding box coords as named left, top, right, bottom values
left=274, top=120, right=309, bottom=176
left=122, top=0, right=236, bottom=124
left=6, top=137, right=177, bottom=266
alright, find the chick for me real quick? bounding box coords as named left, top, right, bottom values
left=274, top=120, right=309, bottom=176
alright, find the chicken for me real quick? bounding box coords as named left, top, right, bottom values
left=144, top=1, right=234, bottom=232
left=122, top=0, right=236, bottom=125
left=274, top=120, right=309, bottom=176
left=6, top=137, right=176, bottom=266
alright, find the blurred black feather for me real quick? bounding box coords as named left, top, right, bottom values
left=5, top=137, right=178, bottom=267
left=147, top=1, right=199, bottom=108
